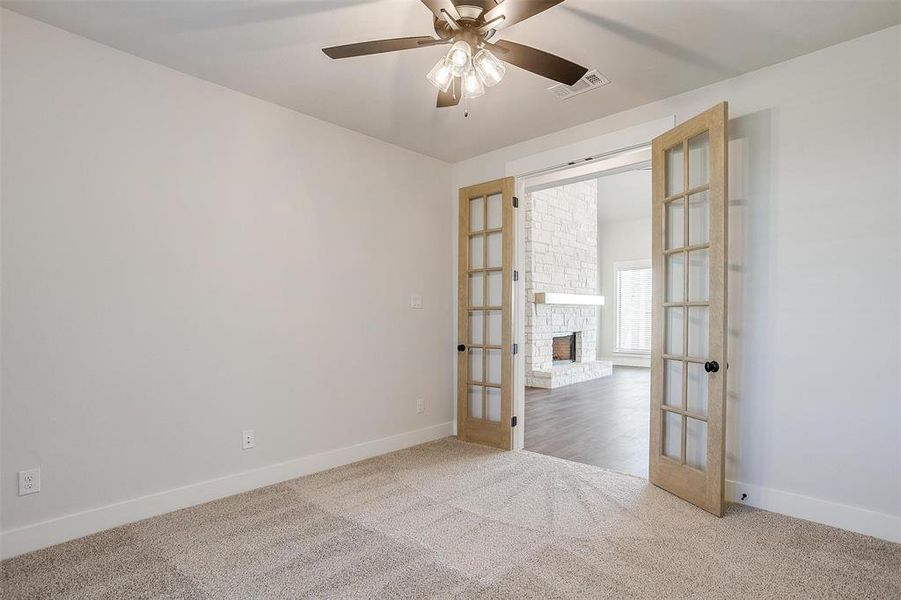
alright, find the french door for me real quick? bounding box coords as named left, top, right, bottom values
left=649, top=103, right=729, bottom=516
left=457, top=177, right=515, bottom=450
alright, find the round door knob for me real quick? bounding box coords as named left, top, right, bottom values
left=457, top=344, right=466, bottom=352
left=704, top=361, right=720, bottom=373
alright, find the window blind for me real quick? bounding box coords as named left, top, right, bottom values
left=615, top=264, right=652, bottom=354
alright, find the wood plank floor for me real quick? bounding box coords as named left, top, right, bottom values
left=524, top=366, right=650, bottom=478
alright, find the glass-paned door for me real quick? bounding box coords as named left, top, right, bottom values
left=650, top=103, right=728, bottom=516
left=457, top=177, right=514, bottom=450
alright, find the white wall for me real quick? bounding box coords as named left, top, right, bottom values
left=453, top=26, right=901, bottom=540
left=1, top=10, right=453, bottom=556
left=596, top=216, right=651, bottom=365
left=595, top=170, right=652, bottom=366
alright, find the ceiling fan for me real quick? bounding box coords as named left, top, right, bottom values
left=322, top=0, right=588, bottom=107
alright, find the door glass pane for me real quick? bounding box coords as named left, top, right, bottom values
left=469, top=235, right=484, bottom=269
left=687, top=307, right=709, bottom=358
left=486, top=310, right=502, bottom=345
left=469, top=196, right=484, bottom=232
left=686, top=362, right=708, bottom=416
left=486, top=271, right=503, bottom=306
left=468, top=348, right=483, bottom=383
left=468, top=311, right=483, bottom=344
left=469, top=273, right=484, bottom=307
left=688, top=132, right=709, bottom=189
left=664, top=360, right=683, bottom=407
left=688, top=191, right=709, bottom=245
left=665, top=307, right=684, bottom=356
left=686, top=418, right=707, bottom=471
left=666, top=253, right=684, bottom=302
left=663, top=411, right=682, bottom=460
left=486, top=388, right=501, bottom=422
left=665, top=144, right=684, bottom=196
left=468, top=385, right=483, bottom=419
left=666, top=200, right=684, bottom=249
left=486, top=349, right=502, bottom=384
left=486, top=193, right=503, bottom=229
left=486, top=232, right=503, bottom=268
left=688, top=249, right=709, bottom=301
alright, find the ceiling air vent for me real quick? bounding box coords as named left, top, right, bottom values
left=547, top=70, right=610, bottom=100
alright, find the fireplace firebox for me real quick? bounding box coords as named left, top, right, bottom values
left=552, top=333, right=577, bottom=364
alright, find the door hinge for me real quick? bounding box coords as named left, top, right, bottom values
left=511, top=416, right=518, bottom=427
left=512, top=196, right=519, bottom=208
left=513, top=270, right=519, bottom=282
left=512, top=343, right=518, bottom=355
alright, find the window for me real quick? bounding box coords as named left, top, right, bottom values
left=615, top=260, right=652, bottom=354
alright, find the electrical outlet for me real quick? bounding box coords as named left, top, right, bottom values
left=410, top=294, right=423, bottom=309
left=416, top=398, right=424, bottom=414
left=18, top=468, right=40, bottom=496
left=242, top=429, right=255, bottom=450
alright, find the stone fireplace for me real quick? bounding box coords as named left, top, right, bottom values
left=525, top=180, right=613, bottom=389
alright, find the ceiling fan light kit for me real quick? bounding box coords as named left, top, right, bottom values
left=432, top=42, right=499, bottom=95
left=322, top=1, right=589, bottom=108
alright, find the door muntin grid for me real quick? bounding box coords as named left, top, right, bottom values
left=466, top=192, right=504, bottom=423
left=661, top=132, right=711, bottom=472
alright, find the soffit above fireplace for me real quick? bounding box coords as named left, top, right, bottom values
left=534, top=292, right=605, bottom=306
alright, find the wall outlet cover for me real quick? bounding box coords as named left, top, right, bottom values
left=410, top=294, right=423, bottom=309
left=416, top=398, right=425, bottom=414
left=18, top=468, right=41, bottom=496
left=242, top=429, right=256, bottom=450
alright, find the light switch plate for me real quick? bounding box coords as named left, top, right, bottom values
left=410, top=294, right=423, bottom=309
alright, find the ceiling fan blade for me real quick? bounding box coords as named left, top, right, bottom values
left=419, top=0, right=461, bottom=21
left=483, top=0, right=566, bottom=32
left=437, top=77, right=461, bottom=108
left=322, top=36, right=440, bottom=59
left=487, top=40, right=587, bottom=86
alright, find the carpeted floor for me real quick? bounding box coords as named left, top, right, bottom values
left=2, top=438, right=899, bottom=599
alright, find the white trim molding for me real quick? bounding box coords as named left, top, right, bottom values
left=0, top=422, right=453, bottom=559
left=603, top=354, right=652, bottom=368
left=726, top=479, right=901, bottom=543
left=505, top=116, right=674, bottom=178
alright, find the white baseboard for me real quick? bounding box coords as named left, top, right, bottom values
left=0, top=421, right=453, bottom=560
left=601, top=355, right=651, bottom=368
left=726, top=480, right=900, bottom=543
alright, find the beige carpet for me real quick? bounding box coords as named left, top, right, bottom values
left=2, top=438, right=899, bottom=599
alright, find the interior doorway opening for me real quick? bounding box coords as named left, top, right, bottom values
left=520, top=148, right=652, bottom=479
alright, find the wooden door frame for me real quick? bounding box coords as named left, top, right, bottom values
left=511, top=146, right=658, bottom=451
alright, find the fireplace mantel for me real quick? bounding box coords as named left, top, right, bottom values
left=533, top=292, right=605, bottom=306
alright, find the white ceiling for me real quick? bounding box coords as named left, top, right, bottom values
left=5, top=0, right=899, bottom=162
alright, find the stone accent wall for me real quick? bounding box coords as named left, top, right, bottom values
left=525, top=180, right=612, bottom=388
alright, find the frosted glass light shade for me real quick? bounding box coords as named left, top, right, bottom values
left=472, top=49, right=505, bottom=87
left=426, top=57, right=453, bottom=92
left=448, top=40, right=471, bottom=76
left=462, top=67, right=485, bottom=99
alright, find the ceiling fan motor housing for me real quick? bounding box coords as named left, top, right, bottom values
left=433, top=3, right=493, bottom=43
